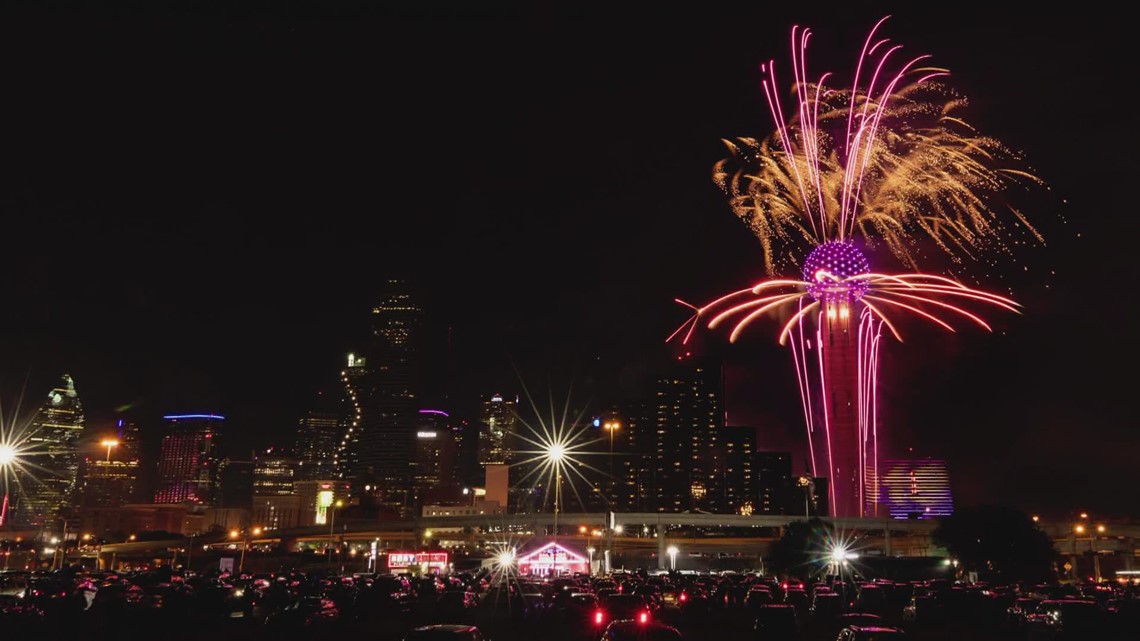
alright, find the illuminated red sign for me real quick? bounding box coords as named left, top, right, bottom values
left=387, top=552, right=449, bottom=570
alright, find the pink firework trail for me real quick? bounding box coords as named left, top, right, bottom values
left=759, top=17, right=945, bottom=243
left=673, top=18, right=1028, bottom=518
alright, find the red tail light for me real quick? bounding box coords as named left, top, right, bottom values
left=594, top=610, right=604, bottom=625
left=679, top=593, right=687, bottom=602
left=639, top=611, right=649, bottom=624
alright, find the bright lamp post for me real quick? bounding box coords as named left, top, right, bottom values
left=0, top=444, right=16, bottom=527
left=326, top=499, right=342, bottom=563
left=233, top=526, right=262, bottom=574
left=100, top=438, right=119, bottom=462
left=547, top=443, right=566, bottom=541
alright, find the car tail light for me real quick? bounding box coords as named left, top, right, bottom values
left=680, top=593, right=687, bottom=602
left=594, top=610, right=604, bottom=625
left=639, top=611, right=649, bottom=624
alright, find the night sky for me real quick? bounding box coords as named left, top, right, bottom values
left=1, top=5, right=1134, bottom=516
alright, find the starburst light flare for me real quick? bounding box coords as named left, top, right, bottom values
left=510, top=384, right=611, bottom=519
left=0, top=393, right=57, bottom=527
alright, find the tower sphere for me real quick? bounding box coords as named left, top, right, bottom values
left=801, top=241, right=870, bottom=303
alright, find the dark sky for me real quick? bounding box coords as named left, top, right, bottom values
left=1, top=5, right=1134, bottom=517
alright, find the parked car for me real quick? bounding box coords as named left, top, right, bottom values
left=836, top=626, right=908, bottom=640
left=601, top=620, right=683, bottom=641
left=404, top=624, right=488, bottom=641
left=753, top=603, right=799, bottom=639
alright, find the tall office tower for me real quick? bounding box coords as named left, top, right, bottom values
left=620, top=402, right=654, bottom=512
left=412, top=410, right=456, bottom=505
left=354, top=281, right=423, bottom=507
left=217, top=459, right=254, bottom=510
left=77, top=419, right=141, bottom=509
left=717, top=426, right=755, bottom=514
left=653, top=361, right=724, bottom=512
left=478, top=393, right=517, bottom=469
left=335, top=352, right=369, bottom=484
left=868, top=459, right=954, bottom=519
left=295, top=411, right=340, bottom=481
left=755, top=451, right=793, bottom=514
left=253, top=449, right=298, bottom=496
left=154, top=414, right=223, bottom=505
left=450, top=418, right=479, bottom=487
left=15, top=373, right=86, bottom=526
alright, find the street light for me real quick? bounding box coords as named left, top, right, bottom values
left=327, top=499, right=344, bottom=567
left=238, top=526, right=261, bottom=574
left=99, top=438, right=120, bottom=462
left=603, top=420, right=621, bottom=484
left=0, top=444, right=19, bottom=527
left=667, top=545, right=679, bottom=571
left=546, top=444, right=566, bottom=541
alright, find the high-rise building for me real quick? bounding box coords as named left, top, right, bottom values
left=335, top=353, right=369, bottom=484
left=718, top=426, right=755, bottom=514
left=14, top=374, right=86, bottom=526
left=479, top=394, right=517, bottom=469
left=450, top=418, right=479, bottom=487
left=652, top=361, right=723, bottom=512
left=154, top=414, right=223, bottom=505
left=868, top=458, right=954, bottom=519
left=339, top=280, right=423, bottom=508
left=253, top=450, right=298, bottom=497
left=77, top=419, right=141, bottom=510
left=412, top=411, right=456, bottom=505
left=295, top=411, right=340, bottom=481
left=217, top=459, right=254, bottom=510
left=755, top=451, right=793, bottom=514
left=614, top=403, right=652, bottom=512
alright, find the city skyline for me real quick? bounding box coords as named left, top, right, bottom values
left=0, top=7, right=1132, bottom=517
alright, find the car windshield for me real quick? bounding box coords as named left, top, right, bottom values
left=405, top=631, right=472, bottom=641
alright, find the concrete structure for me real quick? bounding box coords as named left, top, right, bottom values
left=485, top=464, right=509, bottom=508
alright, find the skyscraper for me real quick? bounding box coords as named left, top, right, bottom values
left=755, top=451, right=794, bottom=514
left=154, top=414, right=223, bottom=505
left=619, top=402, right=653, bottom=512
left=718, top=426, right=755, bottom=514
left=295, top=411, right=340, bottom=481
left=217, top=459, right=254, bottom=510
left=653, top=361, right=723, bottom=512
left=356, top=281, right=423, bottom=507
left=15, top=373, right=85, bottom=526
left=253, top=449, right=298, bottom=497
left=335, top=353, right=369, bottom=484
left=479, top=394, right=517, bottom=469
left=412, top=410, right=456, bottom=505
left=77, top=419, right=140, bottom=510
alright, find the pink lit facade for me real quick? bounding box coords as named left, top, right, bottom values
left=517, top=542, right=588, bottom=576
left=154, top=415, right=223, bottom=505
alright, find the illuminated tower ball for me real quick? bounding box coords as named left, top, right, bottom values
left=801, top=240, right=870, bottom=517
left=802, top=241, right=871, bottom=304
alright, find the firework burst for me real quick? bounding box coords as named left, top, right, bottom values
left=713, top=17, right=1043, bottom=275
left=673, top=18, right=1039, bottom=517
